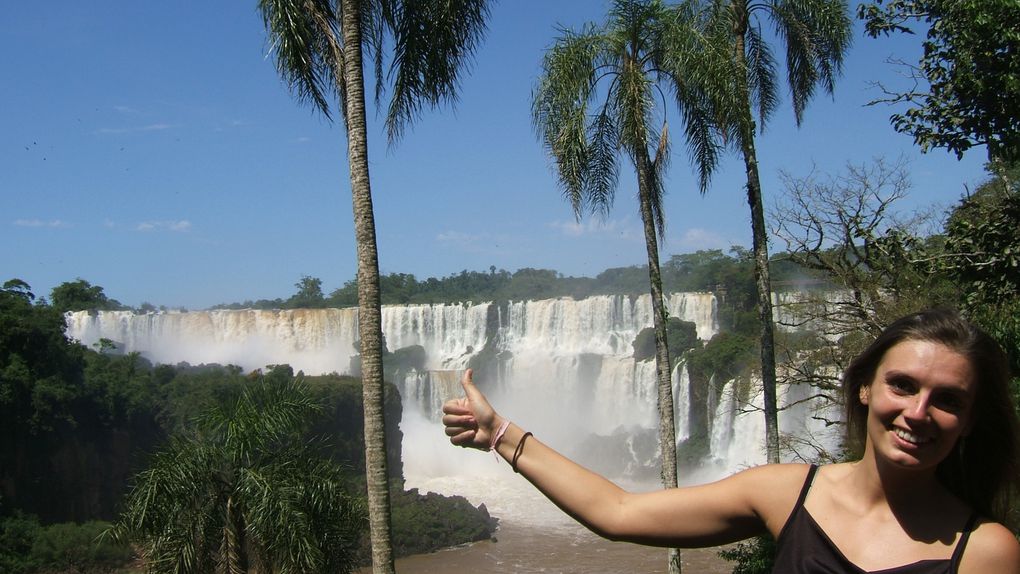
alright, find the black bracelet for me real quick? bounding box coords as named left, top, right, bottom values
left=511, top=432, right=533, bottom=473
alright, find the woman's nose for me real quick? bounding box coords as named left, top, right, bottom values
left=903, top=394, right=931, bottom=421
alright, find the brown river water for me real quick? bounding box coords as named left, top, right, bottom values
left=359, top=521, right=735, bottom=573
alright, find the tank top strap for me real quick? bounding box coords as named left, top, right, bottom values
left=949, top=512, right=980, bottom=566
left=775, top=464, right=819, bottom=545
left=793, top=464, right=819, bottom=510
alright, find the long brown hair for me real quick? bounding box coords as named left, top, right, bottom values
left=842, top=309, right=1018, bottom=521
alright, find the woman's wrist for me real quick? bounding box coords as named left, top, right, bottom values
left=489, top=417, right=511, bottom=452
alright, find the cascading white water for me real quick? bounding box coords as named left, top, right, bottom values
left=65, top=292, right=839, bottom=524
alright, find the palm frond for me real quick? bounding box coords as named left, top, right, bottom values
left=657, top=5, right=728, bottom=193
left=258, top=0, right=343, bottom=120
left=533, top=25, right=608, bottom=216
left=745, top=22, right=779, bottom=131
left=586, top=102, right=622, bottom=218
left=771, top=0, right=852, bottom=124
left=384, top=0, right=492, bottom=142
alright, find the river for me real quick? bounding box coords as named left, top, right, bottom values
left=359, top=521, right=735, bottom=573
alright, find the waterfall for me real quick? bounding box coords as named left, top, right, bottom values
left=65, top=291, right=838, bottom=499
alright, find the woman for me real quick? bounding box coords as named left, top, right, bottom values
left=442, top=309, right=1020, bottom=572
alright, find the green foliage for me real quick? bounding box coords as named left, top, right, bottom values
left=860, top=0, right=1020, bottom=162
left=0, top=515, right=133, bottom=574
left=943, top=166, right=1020, bottom=372
left=30, top=521, right=133, bottom=574
left=719, top=534, right=777, bottom=573
left=49, top=279, right=125, bottom=313
left=388, top=489, right=496, bottom=557
left=0, top=513, right=40, bottom=574
left=944, top=170, right=1020, bottom=307
left=110, top=376, right=366, bottom=574
left=686, top=331, right=757, bottom=386
left=210, top=250, right=808, bottom=312
left=287, top=275, right=326, bottom=308
left=0, top=281, right=85, bottom=433
left=632, top=318, right=699, bottom=363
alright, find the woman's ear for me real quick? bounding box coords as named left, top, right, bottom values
left=859, top=385, right=870, bottom=405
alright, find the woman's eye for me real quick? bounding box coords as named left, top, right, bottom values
left=934, top=394, right=964, bottom=412
left=887, top=377, right=914, bottom=393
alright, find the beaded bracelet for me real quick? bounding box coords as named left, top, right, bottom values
left=511, top=432, right=533, bottom=473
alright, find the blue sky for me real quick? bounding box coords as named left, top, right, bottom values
left=2, top=2, right=990, bottom=310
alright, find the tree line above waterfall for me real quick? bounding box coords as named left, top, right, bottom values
left=204, top=249, right=818, bottom=312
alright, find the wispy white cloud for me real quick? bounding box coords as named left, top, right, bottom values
left=13, top=218, right=68, bottom=228
left=136, top=220, right=192, bottom=232
left=95, top=123, right=175, bottom=135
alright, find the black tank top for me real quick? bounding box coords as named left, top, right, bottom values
left=771, top=465, right=978, bottom=573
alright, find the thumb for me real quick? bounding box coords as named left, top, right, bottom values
left=461, top=369, right=486, bottom=403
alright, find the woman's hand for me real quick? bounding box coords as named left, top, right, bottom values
left=442, top=369, right=503, bottom=450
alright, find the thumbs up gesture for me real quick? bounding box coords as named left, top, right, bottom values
left=442, top=369, right=503, bottom=450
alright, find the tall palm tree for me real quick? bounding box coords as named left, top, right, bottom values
left=533, top=2, right=727, bottom=570
left=109, top=377, right=365, bottom=574
left=258, top=2, right=490, bottom=572
left=698, top=0, right=851, bottom=463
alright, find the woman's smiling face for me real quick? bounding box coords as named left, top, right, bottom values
left=860, top=339, right=977, bottom=471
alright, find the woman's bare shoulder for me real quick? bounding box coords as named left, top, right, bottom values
left=960, top=520, right=1020, bottom=574
left=725, top=463, right=816, bottom=534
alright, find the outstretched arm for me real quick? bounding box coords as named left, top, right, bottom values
left=442, top=370, right=802, bottom=547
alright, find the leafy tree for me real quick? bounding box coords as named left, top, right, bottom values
left=859, top=0, right=1020, bottom=166
left=49, top=279, right=124, bottom=313
left=257, top=1, right=491, bottom=570
left=287, top=275, right=326, bottom=308
left=109, top=377, right=365, bottom=574
left=1, top=280, right=34, bottom=303
left=943, top=163, right=1020, bottom=372
left=1, top=280, right=85, bottom=481
left=697, top=0, right=852, bottom=462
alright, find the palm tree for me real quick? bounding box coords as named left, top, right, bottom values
left=257, top=2, right=490, bottom=571
left=533, top=2, right=727, bottom=570
left=109, top=377, right=365, bottom=574
left=698, top=0, right=851, bottom=463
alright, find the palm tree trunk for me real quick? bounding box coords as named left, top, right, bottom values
left=635, top=148, right=681, bottom=574
left=340, top=1, right=395, bottom=572
left=733, top=8, right=780, bottom=464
